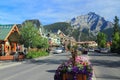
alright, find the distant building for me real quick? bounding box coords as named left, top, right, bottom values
left=77, top=41, right=98, bottom=47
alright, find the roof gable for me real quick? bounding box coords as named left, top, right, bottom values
left=0, top=24, right=19, bottom=41
left=0, top=24, right=14, bottom=40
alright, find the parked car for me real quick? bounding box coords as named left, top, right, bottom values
left=83, top=50, right=88, bottom=54
left=78, top=47, right=85, bottom=52
left=100, top=48, right=109, bottom=53
left=53, top=47, right=64, bottom=54
left=94, top=48, right=101, bottom=53
left=82, top=48, right=88, bottom=54
left=88, top=48, right=94, bottom=52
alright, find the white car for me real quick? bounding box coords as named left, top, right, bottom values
left=100, top=48, right=109, bottom=53
left=54, top=47, right=63, bottom=54
left=88, top=48, right=94, bottom=52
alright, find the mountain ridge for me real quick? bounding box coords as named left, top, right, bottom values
left=44, top=12, right=114, bottom=41
left=68, top=12, right=113, bottom=36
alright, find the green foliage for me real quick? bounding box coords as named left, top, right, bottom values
left=19, top=22, right=39, bottom=47
left=19, top=22, right=49, bottom=49
left=36, top=37, right=49, bottom=49
left=113, top=16, right=119, bottom=34
left=111, top=32, right=120, bottom=53
left=97, top=32, right=107, bottom=48
left=111, top=16, right=120, bottom=54
left=26, top=50, right=49, bottom=59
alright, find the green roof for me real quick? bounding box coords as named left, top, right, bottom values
left=0, top=24, right=14, bottom=40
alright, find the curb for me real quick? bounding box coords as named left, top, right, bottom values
left=0, top=62, right=22, bottom=70
left=92, top=70, right=96, bottom=80
left=0, top=54, right=52, bottom=70
left=87, top=53, right=96, bottom=80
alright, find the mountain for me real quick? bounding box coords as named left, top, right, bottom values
left=44, top=22, right=72, bottom=35
left=68, top=12, right=113, bottom=35
left=44, top=12, right=114, bottom=41
left=16, top=19, right=41, bottom=30
left=22, top=19, right=41, bottom=29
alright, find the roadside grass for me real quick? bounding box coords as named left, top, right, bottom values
left=26, top=50, right=49, bottom=59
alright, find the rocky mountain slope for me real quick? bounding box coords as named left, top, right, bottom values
left=44, top=22, right=72, bottom=35
left=68, top=12, right=113, bottom=35
left=44, top=12, right=114, bottom=41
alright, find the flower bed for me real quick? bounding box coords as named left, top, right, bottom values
left=54, top=56, right=93, bottom=80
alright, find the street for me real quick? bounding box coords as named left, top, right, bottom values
left=88, top=52, right=120, bottom=80
left=0, top=53, right=70, bottom=80
left=0, top=52, right=120, bottom=80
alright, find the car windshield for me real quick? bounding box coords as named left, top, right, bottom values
left=56, top=47, right=62, bottom=50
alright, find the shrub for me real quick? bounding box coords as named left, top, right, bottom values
left=26, top=50, right=49, bottom=59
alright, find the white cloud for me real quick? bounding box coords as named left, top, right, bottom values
left=0, top=0, right=120, bottom=24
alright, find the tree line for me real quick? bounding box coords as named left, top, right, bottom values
left=97, top=16, right=120, bottom=54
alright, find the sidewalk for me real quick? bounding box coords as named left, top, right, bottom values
left=0, top=54, right=52, bottom=70
left=0, top=61, right=23, bottom=69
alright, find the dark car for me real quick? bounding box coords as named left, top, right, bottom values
left=94, top=48, right=100, bottom=53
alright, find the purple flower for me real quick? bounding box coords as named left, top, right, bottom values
left=54, top=56, right=93, bottom=80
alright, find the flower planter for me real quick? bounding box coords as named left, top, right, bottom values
left=63, top=73, right=87, bottom=80
left=54, top=56, right=93, bottom=80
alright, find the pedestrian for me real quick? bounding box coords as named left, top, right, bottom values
left=14, top=52, right=19, bottom=61
left=23, top=48, right=27, bottom=58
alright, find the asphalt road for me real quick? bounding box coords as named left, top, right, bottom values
left=88, top=52, right=120, bottom=80
left=0, top=53, right=70, bottom=80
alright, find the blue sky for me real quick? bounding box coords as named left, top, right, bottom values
left=0, top=0, right=120, bottom=25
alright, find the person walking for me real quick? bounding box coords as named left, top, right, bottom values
left=14, top=52, right=19, bottom=61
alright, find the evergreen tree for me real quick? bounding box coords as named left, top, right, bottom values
left=97, top=32, right=107, bottom=48
left=111, top=16, right=120, bottom=53
left=113, top=16, right=119, bottom=34
left=111, top=32, right=120, bottom=53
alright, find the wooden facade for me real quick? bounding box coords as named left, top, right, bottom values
left=0, top=24, right=20, bottom=56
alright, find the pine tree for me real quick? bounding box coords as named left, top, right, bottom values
left=97, top=32, right=107, bottom=48
left=111, top=16, right=120, bottom=53
left=113, top=16, right=119, bottom=34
